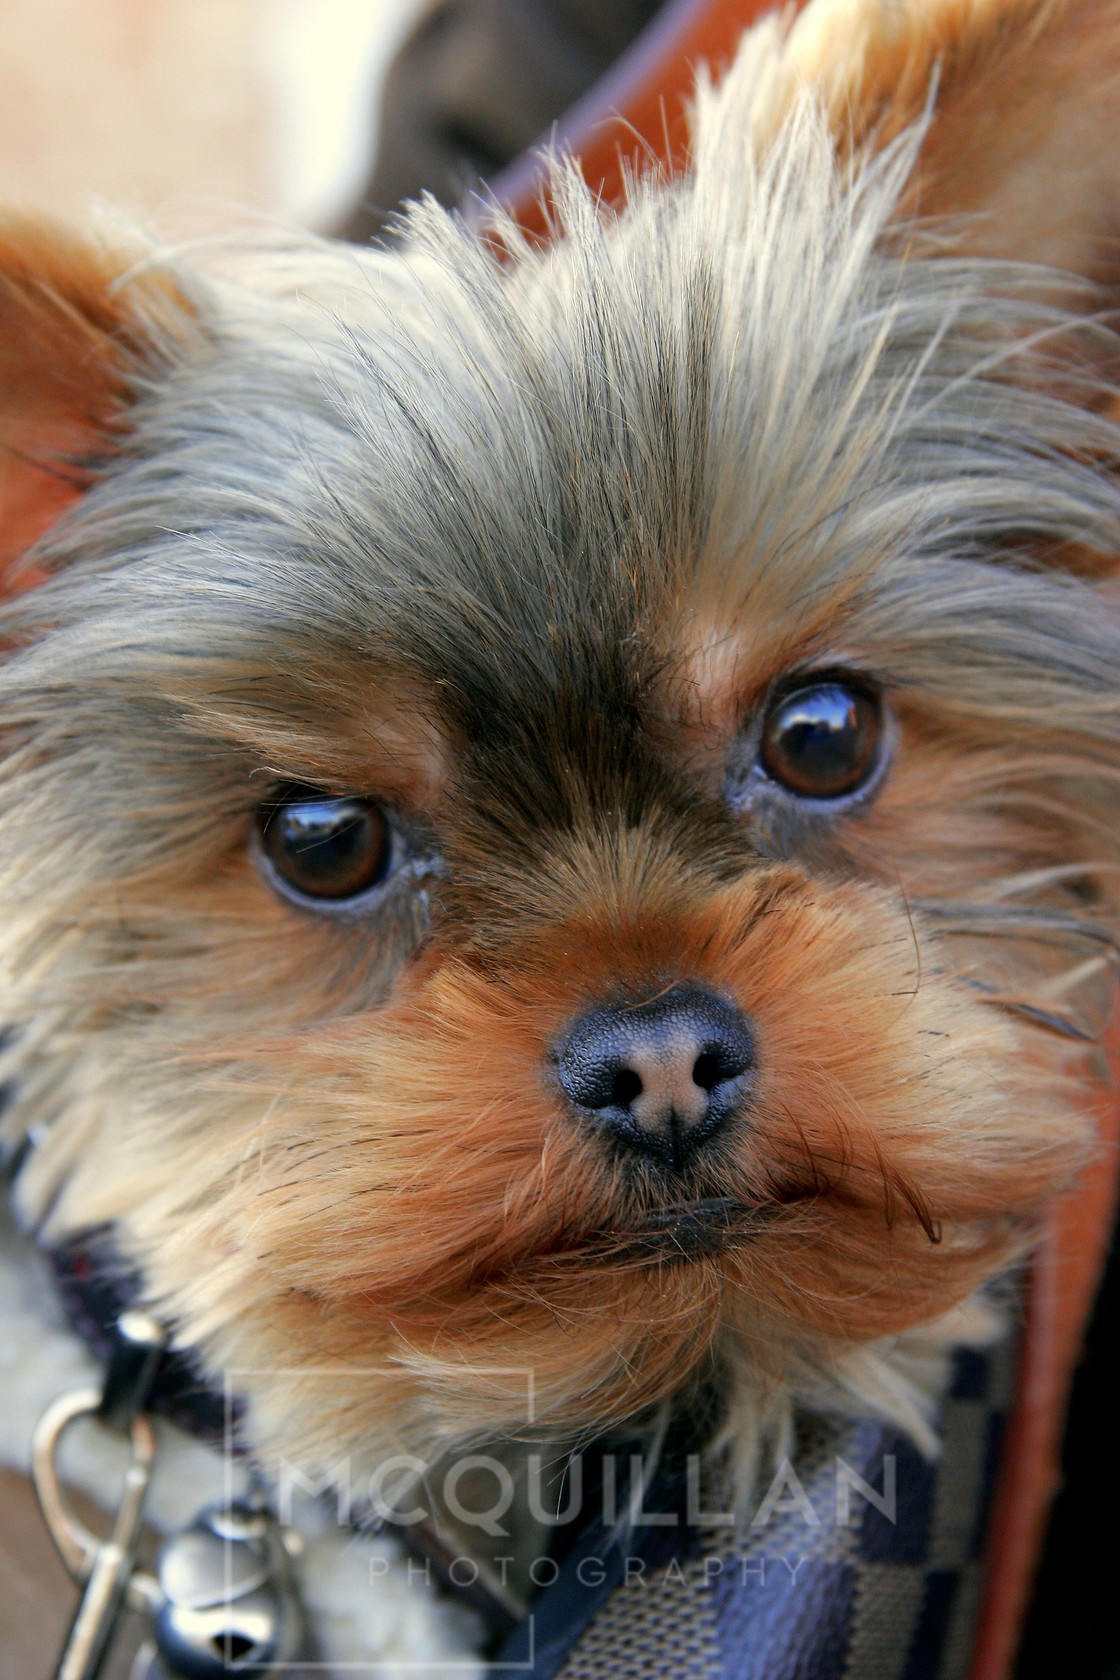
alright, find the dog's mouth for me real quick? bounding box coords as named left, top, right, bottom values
left=556, top=1196, right=778, bottom=1264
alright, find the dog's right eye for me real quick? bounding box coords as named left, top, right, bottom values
left=256, top=786, right=394, bottom=905
left=759, top=679, right=883, bottom=801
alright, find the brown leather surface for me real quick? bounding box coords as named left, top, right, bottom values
left=487, top=0, right=798, bottom=235
left=0, top=1467, right=146, bottom=1680
left=969, top=1041, right=1120, bottom=1680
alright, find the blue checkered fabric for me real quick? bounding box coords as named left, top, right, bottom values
left=499, top=1343, right=1015, bottom=1680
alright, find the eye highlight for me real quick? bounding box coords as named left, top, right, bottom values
left=759, top=679, right=883, bottom=801
left=257, top=786, right=393, bottom=904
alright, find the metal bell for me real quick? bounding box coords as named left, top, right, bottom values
left=151, top=1503, right=304, bottom=1678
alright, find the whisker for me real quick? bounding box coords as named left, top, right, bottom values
left=916, top=899, right=1119, bottom=955
left=973, top=989, right=1098, bottom=1042
left=985, top=863, right=1120, bottom=900
left=1030, top=954, right=1114, bottom=998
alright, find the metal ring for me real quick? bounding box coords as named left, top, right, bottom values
left=32, top=1385, right=162, bottom=1612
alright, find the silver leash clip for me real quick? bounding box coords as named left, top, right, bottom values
left=33, top=1311, right=167, bottom=1680
left=33, top=1311, right=305, bottom=1679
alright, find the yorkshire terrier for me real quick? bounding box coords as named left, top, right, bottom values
left=2, top=0, right=1120, bottom=1559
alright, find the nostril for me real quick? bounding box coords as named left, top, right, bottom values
left=692, top=1042, right=750, bottom=1093
left=609, top=1066, right=643, bottom=1110
left=691, top=1049, right=724, bottom=1093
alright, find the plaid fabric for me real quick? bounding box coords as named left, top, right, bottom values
left=500, top=1342, right=1015, bottom=1680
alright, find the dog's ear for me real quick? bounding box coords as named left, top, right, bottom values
left=0, top=215, right=197, bottom=594
left=783, top=0, right=1120, bottom=284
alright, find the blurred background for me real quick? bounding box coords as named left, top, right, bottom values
left=0, top=0, right=422, bottom=235
left=0, top=0, right=667, bottom=244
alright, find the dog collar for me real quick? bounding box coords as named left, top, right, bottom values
left=43, top=1225, right=231, bottom=1444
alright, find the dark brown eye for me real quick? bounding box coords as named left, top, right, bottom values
left=257, top=787, right=393, bottom=902
left=760, top=680, right=883, bottom=800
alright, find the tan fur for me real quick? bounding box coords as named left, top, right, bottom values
left=3, top=0, right=1120, bottom=1502
left=749, top=0, right=1120, bottom=275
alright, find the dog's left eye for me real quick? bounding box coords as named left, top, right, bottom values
left=256, top=787, right=394, bottom=904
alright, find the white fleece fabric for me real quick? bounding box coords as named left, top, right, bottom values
left=0, top=1204, right=485, bottom=1677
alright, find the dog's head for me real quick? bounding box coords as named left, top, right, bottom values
left=4, top=0, right=1120, bottom=1477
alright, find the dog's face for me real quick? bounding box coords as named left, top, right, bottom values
left=3, top=0, right=1120, bottom=1477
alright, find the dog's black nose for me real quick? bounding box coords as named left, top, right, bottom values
left=554, top=984, right=754, bottom=1168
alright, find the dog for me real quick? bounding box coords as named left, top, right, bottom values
left=2, top=0, right=1120, bottom=1585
